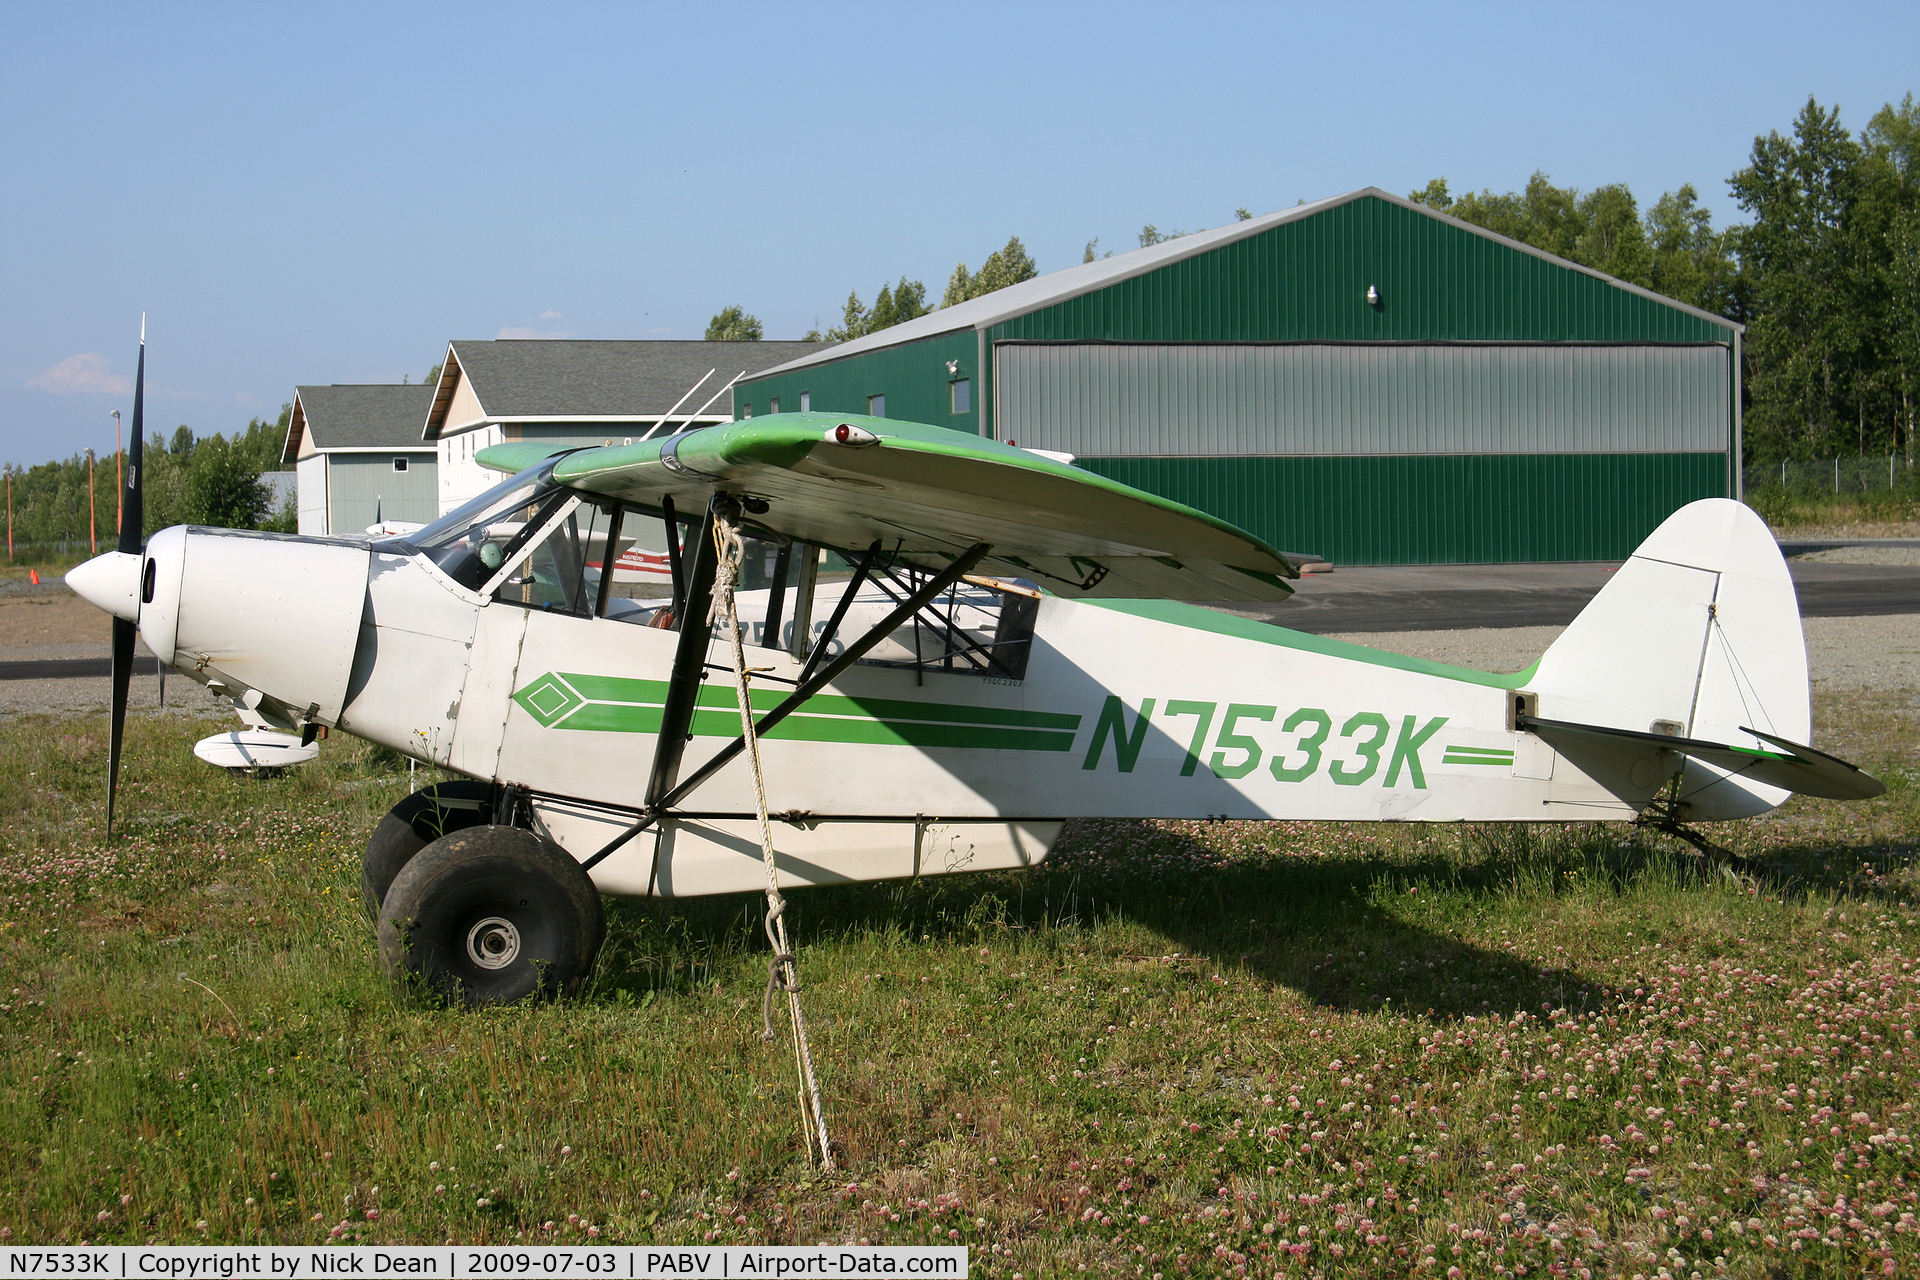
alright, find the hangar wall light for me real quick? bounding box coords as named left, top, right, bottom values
left=1366, top=285, right=1381, bottom=306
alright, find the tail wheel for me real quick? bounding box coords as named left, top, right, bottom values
left=360, top=779, right=495, bottom=919
left=377, top=825, right=605, bottom=1007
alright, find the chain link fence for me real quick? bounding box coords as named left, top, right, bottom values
left=1745, top=455, right=1917, bottom=496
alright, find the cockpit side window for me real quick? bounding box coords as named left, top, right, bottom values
left=492, top=502, right=582, bottom=611
left=491, top=500, right=642, bottom=616
left=398, top=462, right=572, bottom=593
left=589, top=504, right=678, bottom=627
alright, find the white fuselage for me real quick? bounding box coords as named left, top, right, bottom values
left=104, top=500, right=1800, bottom=899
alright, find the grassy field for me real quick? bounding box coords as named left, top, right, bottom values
left=1743, top=485, right=1919, bottom=537
left=0, top=693, right=1914, bottom=1279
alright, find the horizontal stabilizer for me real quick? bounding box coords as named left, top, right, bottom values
left=1520, top=716, right=1884, bottom=802
left=1738, top=726, right=1889, bottom=801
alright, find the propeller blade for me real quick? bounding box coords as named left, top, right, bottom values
left=121, top=322, right=144, bottom=556
left=107, top=616, right=134, bottom=835
left=107, top=320, right=146, bottom=836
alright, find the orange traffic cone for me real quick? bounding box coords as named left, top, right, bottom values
left=29, top=569, right=38, bottom=585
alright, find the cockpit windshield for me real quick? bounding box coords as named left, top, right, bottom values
left=394, top=461, right=575, bottom=592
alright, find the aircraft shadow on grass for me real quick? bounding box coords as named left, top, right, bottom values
left=587, top=819, right=1687, bottom=1024
left=1734, top=836, right=1918, bottom=908
left=1007, top=818, right=1620, bottom=1022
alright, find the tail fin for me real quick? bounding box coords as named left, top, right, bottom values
left=1525, top=498, right=1810, bottom=819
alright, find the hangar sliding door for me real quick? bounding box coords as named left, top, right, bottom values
left=994, top=342, right=1734, bottom=565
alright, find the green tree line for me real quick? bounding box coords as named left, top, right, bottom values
left=1413, top=93, right=1917, bottom=464
left=706, top=235, right=1044, bottom=347
left=805, top=235, right=1042, bottom=343
left=4, top=409, right=295, bottom=552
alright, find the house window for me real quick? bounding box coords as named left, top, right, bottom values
left=950, top=379, right=971, bottom=414
left=741, top=402, right=752, bottom=418
left=393, top=457, right=409, bottom=473
left=867, top=394, right=886, bottom=418
left=799, top=391, right=811, bottom=412
left=769, top=396, right=780, bottom=414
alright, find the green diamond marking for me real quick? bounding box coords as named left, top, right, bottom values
left=513, top=673, right=587, bottom=728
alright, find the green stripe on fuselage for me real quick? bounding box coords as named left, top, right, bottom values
left=1080, top=598, right=1540, bottom=691
left=555, top=673, right=1077, bottom=729
left=1442, top=747, right=1515, bottom=766
left=511, top=671, right=1080, bottom=751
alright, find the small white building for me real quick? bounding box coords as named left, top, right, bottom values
left=423, top=339, right=821, bottom=514
left=282, top=384, right=440, bottom=536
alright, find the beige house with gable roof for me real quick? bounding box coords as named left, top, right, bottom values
left=423, top=339, right=820, bottom=515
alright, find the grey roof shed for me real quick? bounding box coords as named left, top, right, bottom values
left=283, top=383, right=440, bottom=462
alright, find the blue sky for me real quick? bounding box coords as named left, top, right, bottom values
left=3, top=1, right=1914, bottom=466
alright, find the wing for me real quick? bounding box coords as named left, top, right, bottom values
left=477, top=412, right=1297, bottom=601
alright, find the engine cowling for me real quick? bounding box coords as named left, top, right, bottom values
left=160, top=528, right=371, bottom=726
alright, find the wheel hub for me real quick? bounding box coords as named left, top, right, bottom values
left=465, top=916, right=521, bottom=969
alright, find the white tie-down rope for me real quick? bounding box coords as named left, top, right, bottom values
left=709, top=513, right=835, bottom=1172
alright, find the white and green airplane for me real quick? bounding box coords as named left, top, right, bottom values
left=66, top=340, right=1882, bottom=1005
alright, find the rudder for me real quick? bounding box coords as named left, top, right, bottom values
left=1525, top=499, right=1809, bottom=819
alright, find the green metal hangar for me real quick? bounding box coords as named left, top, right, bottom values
left=736, top=188, right=1742, bottom=564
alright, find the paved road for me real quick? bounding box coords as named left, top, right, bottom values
left=0, top=656, right=169, bottom=681
left=1777, top=537, right=1920, bottom=555
left=1219, top=560, right=1920, bottom=635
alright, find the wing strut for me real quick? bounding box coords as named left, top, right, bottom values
left=583, top=539, right=993, bottom=873
left=795, top=541, right=879, bottom=687
left=592, top=503, right=625, bottom=618
left=642, top=496, right=722, bottom=814
left=762, top=542, right=794, bottom=652
left=661, top=495, right=686, bottom=616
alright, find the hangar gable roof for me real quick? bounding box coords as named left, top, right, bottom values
left=750, top=187, right=1741, bottom=380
